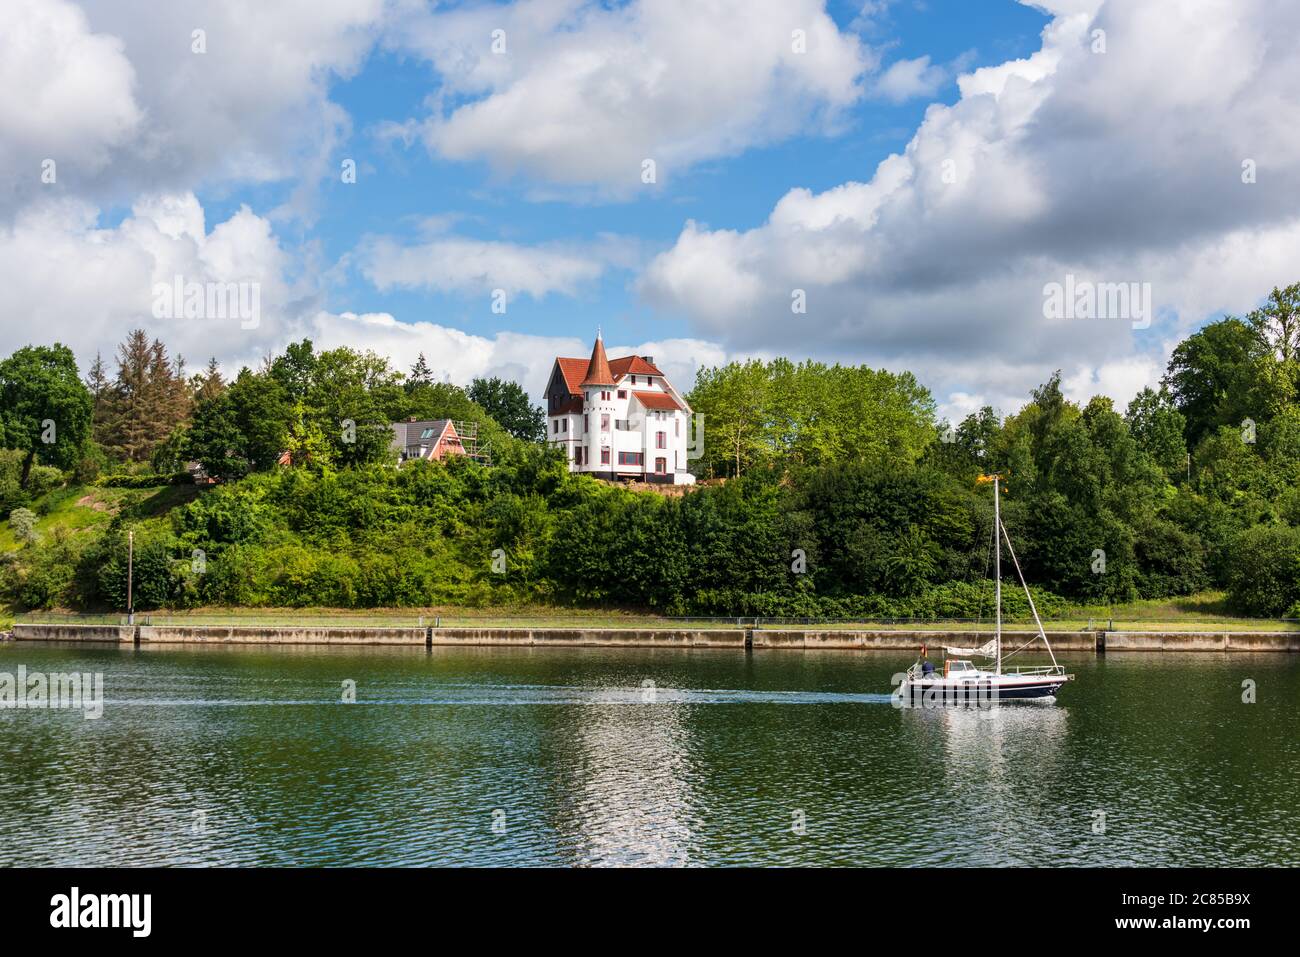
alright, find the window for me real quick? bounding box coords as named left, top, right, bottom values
left=420, top=427, right=437, bottom=439
left=655, top=457, right=667, bottom=473
left=617, top=389, right=627, bottom=399
left=675, top=417, right=680, bottom=437
left=553, top=420, right=559, bottom=434
left=618, top=452, right=643, bottom=466
left=574, top=447, right=583, bottom=466
left=601, top=414, right=610, bottom=431
left=600, top=390, right=611, bottom=401
left=656, top=431, right=666, bottom=449
left=615, top=419, right=631, bottom=431
left=631, top=376, right=637, bottom=386
left=601, top=448, right=610, bottom=465
left=584, top=415, right=589, bottom=434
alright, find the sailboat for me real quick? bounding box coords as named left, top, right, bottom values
left=897, top=473, right=1074, bottom=705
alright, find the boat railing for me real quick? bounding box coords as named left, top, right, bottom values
left=1003, top=664, right=1067, bottom=677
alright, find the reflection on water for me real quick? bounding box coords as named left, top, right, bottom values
left=0, top=643, right=1296, bottom=866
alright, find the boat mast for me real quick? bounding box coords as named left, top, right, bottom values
left=994, top=473, right=1002, bottom=676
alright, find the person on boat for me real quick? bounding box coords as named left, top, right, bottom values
left=920, top=646, right=935, bottom=677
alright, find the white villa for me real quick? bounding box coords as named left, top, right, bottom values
left=544, top=333, right=696, bottom=485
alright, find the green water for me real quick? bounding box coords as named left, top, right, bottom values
left=1, top=642, right=1296, bottom=866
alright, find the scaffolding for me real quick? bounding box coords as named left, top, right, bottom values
left=452, top=420, right=492, bottom=466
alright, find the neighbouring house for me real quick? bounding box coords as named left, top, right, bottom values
left=390, top=418, right=467, bottom=464
left=543, top=332, right=696, bottom=485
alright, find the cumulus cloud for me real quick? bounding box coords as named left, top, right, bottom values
left=0, top=0, right=385, bottom=221
left=387, top=0, right=871, bottom=193
left=307, top=312, right=727, bottom=399
left=872, top=55, right=948, bottom=102
left=640, top=0, right=1300, bottom=415
left=0, top=191, right=731, bottom=400
left=0, top=0, right=141, bottom=213
left=357, top=233, right=636, bottom=299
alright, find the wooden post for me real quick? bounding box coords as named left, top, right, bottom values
left=127, top=529, right=134, bottom=625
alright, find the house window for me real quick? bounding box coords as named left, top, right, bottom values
left=553, top=420, right=559, bottom=434
left=601, top=414, right=610, bottom=431
left=675, top=417, right=680, bottom=437
left=600, top=390, right=611, bottom=401
left=631, top=376, right=637, bottom=386
left=601, top=448, right=610, bottom=465
left=617, top=389, right=627, bottom=399
left=656, top=431, right=666, bottom=449
left=574, top=447, right=582, bottom=466
left=615, top=419, right=631, bottom=431
left=618, top=452, right=643, bottom=466
left=655, top=457, right=667, bottom=473
left=584, top=415, right=589, bottom=433
left=420, top=427, right=437, bottom=439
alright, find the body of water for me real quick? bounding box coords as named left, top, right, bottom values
left=1, top=642, right=1295, bottom=866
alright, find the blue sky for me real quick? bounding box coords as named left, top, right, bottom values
left=211, top=0, right=1048, bottom=347
left=4, top=0, right=1298, bottom=418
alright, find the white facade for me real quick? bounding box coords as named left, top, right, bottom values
left=545, top=341, right=696, bottom=485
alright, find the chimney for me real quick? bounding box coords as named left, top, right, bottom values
left=642, top=355, right=654, bottom=365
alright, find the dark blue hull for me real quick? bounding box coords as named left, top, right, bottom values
left=901, top=677, right=1069, bottom=705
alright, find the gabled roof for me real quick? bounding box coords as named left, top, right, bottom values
left=552, top=347, right=664, bottom=395
left=610, top=355, right=664, bottom=378
left=555, top=358, right=590, bottom=394
left=580, top=335, right=616, bottom=387
left=390, top=418, right=455, bottom=449
left=632, top=390, right=683, bottom=412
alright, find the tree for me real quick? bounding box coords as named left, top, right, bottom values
left=192, top=357, right=226, bottom=403
left=0, top=344, right=93, bottom=487
left=407, top=353, right=435, bottom=391
left=1224, top=524, right=1300, bottom=616
left=101, top=330, right=192, bottom=463
left=186, top=369, right=292, bottom=480
left=1245, top=282, right=1300, bottom=364
left=9, top=507, right=37, bottom=544
left=1125, top=387, right=1187, bottom=482
left=467, top=376, right=545, bottom=442
left=1164, top=318, right=1268, bottom=448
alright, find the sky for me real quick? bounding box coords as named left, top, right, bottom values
left=3, top=0, right=1300, bottom=421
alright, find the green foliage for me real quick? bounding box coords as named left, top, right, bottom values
left=1224, top=525, right=1300, bottom=616
left=7, top=283, right=1300, bottom=619
left=9, top=507, right=36, bottom=544
left=0, top=344, right=93, bottom=486
left=468, top=376, right=546, bottom=442
left=687, top=358, right=936, bottom=478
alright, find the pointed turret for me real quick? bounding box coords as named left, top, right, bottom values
left=581, top=330, right=616, bottom=387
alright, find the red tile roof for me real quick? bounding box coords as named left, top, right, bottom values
left=581, top=336, right=616, bottom=387
left=610, top=355, right=664, bottom=377
left=632, top=390, right=683, bottom=411
left=556, top=357, right=589, bottom=394
left=554, top=348, right=665, bottom=397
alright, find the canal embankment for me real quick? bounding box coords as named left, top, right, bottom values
left=8, top=622, right=1300, bottom=651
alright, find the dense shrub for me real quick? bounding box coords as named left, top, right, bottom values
left=1224, top=525, right=1300, bottom=616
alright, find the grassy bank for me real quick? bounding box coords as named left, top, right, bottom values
left=11, top=592, right=1297, bottom=632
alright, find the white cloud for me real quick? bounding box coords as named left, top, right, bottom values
left=0, top=190, right=729, bottom=403
left=873, top=55, right=947, bottom=102
left=387, top=0, right=870, bottom=193
left=640, top=0, right=1300, bottom=415
left=357, top=235, right=622, bottom=299
left=0, top=0, right=141, bottom=212
left=0, top=193, right=300, bottom=373
left=0, top=0, right=387, bottom=222
left=307, top=313, right=726, bottom=399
